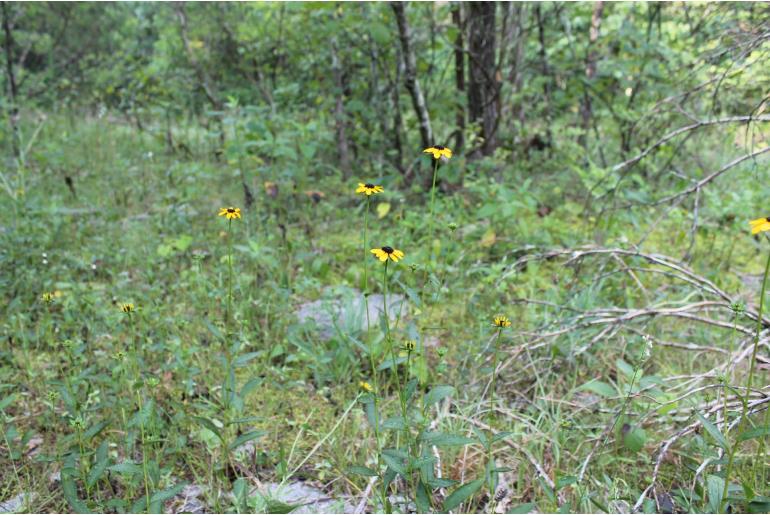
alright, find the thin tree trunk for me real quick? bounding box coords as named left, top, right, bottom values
left=391, top=47, right=405, bottom=174
left=467, top=1, right=499, bottom=157
left=2, top=1, right=20, bottom=158
left=579, top=1, right=604, bottom=150
left=534, top=4, right=553, bottom=151
left=508, top=4, right=526, bottom=157
left=451, top=3, right=465, bottom=153
left=330, top=37, right=351, bottom=176
left=391, top=2, right=433, bottom=150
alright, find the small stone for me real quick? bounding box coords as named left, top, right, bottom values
left=262, top=482, right=355, bottom=514
left=169, top=484, right=206, bottom=514
left=0, top=493, right=35, bottom=513
left=296, top=289, right=407, bottom=340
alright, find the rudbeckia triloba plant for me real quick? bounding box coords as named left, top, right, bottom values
left=370, top=246, right=405, bottom=262
left=720, top=217, right=770, bottom=512
left=356, top=182, right=384, bottom=196
left=423, top=146, right=452, bottom=261
left=490, top=316, right=510, bottom=416
left=218, top=206, right=241, bottom=411
left=218, top=206, right=242, bottom=220
left=356, top=183, right=385, bottom=492
left=371, top=245, right=416, bottom=502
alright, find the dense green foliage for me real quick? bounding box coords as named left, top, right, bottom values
left=2, top=2, right=770, bottom=514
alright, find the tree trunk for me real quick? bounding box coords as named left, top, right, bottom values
left=1, top=1, right=20, bottom=158
left=507, top=4, right=526, bottom=157
left=534, top=4, right=553, bottom=152
left=467, top=1, right=499, bottom=157
left=451, top=4, right=465, bottom=153
left=330, top=37, right=351, bottom=176
left=579, top=1, right=604, bottom=150
left=391, top=2, right=433, bottom=150
left=391, top=47, right=406, bottom=174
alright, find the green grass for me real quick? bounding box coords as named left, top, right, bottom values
left=1, top=114, right=769, bottom=513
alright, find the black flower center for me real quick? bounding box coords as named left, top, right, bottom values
left=227, top=208, right=235, bottom=213
left=766, top=217, right=770, bottom=222
left=381, top=246, right=394, bottom=254
left=365, top=183, right=375, bottom=189
left=433, top=145, right=444, bottom=150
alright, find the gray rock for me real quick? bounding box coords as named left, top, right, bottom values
left=296, top=289, right=407, bottom=340
left=170, top=484, right=206, bottom=514
left=609, top=499, right=631, bottom=513
left=0, top=493, right=34, bottom=514
left=262, top=482, right=355, bottom=514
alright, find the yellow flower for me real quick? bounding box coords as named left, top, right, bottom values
left=359, top=381, right=374, bottom=393
left=356, top=183, right=384, bottom=196
left=218, top=207, right=242, bottom=220
left=493, top=315, right=511, bottom=328
left=403, top=340, right=416, bottom=352
left=41, top=292, right=56, bottom=303
left=120, top=303, right=135, bottom=314
left=749, top=217, right=770, bottom=235
left=371, top=246, right=405, bottom=263
left=423, top=145, right=453, bottom=160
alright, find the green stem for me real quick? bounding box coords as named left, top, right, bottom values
left=77, top=426, right=91, bottom=500
left=363, top=196, right=371, bottom=329
left=224, top=218, right=234, bottom=411
left=227, top=218, right=233, bottom=328
left=382, top=261, right=417, bottom=501
left=136, top=392, right=151, bottom=513
left=362, top=197, right=384, bottom=505
left=747, top=247, right=770, bottom=397
left=427, top=158, right=440, bottom=261
left=490, top=328, right=502, bottom=421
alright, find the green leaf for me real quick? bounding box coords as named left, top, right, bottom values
left=193, top=416, right=225, bottom=443
left=62, top=474, right=92, bottom=513
left=707, top=474, right=725, bottom=513
left=415, top=480, right=431, bottom=513
left=426, top=477, right=458, bottom=489
left=128, top=399, right=154, bottom=428
left=108, top=461, right=143, bottom=475
left=240, top=378, right=264, bottom=398
left=150, top=482, right=187, bottom=504
left=348, top=465, right=379, bottom=477
left=509, top=502, right=537, bottom=513
left=228, top=430, right=267, bottom=451
left=377, top=356, right=406, bottom=371
left=265, top=498, right=302, bottom=514
left=737, top=425, right=770, bottom=442
left=420, top=431, right=475, bottom=447
left=489, top=431, right=515, bottom=444
left=615, top=358, right=636, bottom=379
left=423, top=385, right=455, bottom=407
left=0, top=393, right=17, bottom=411
left=129, top=495, right=151, bottom=513
left=578, top=379, right=616, bottom=398
left=443, top=478, right=484, bottom=512
left=622, top=426, right=647, bottom=453
left=382, top=417, right=406, bottom=430
left=233, top=352, right=261, bottom=367
left=696, top=413, right=729, bottom=450
left=87, top=457, right=110, bottom=488
left=83, top=420, right=109, bottom=440
left=381, top=450, right=408, bottom=477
